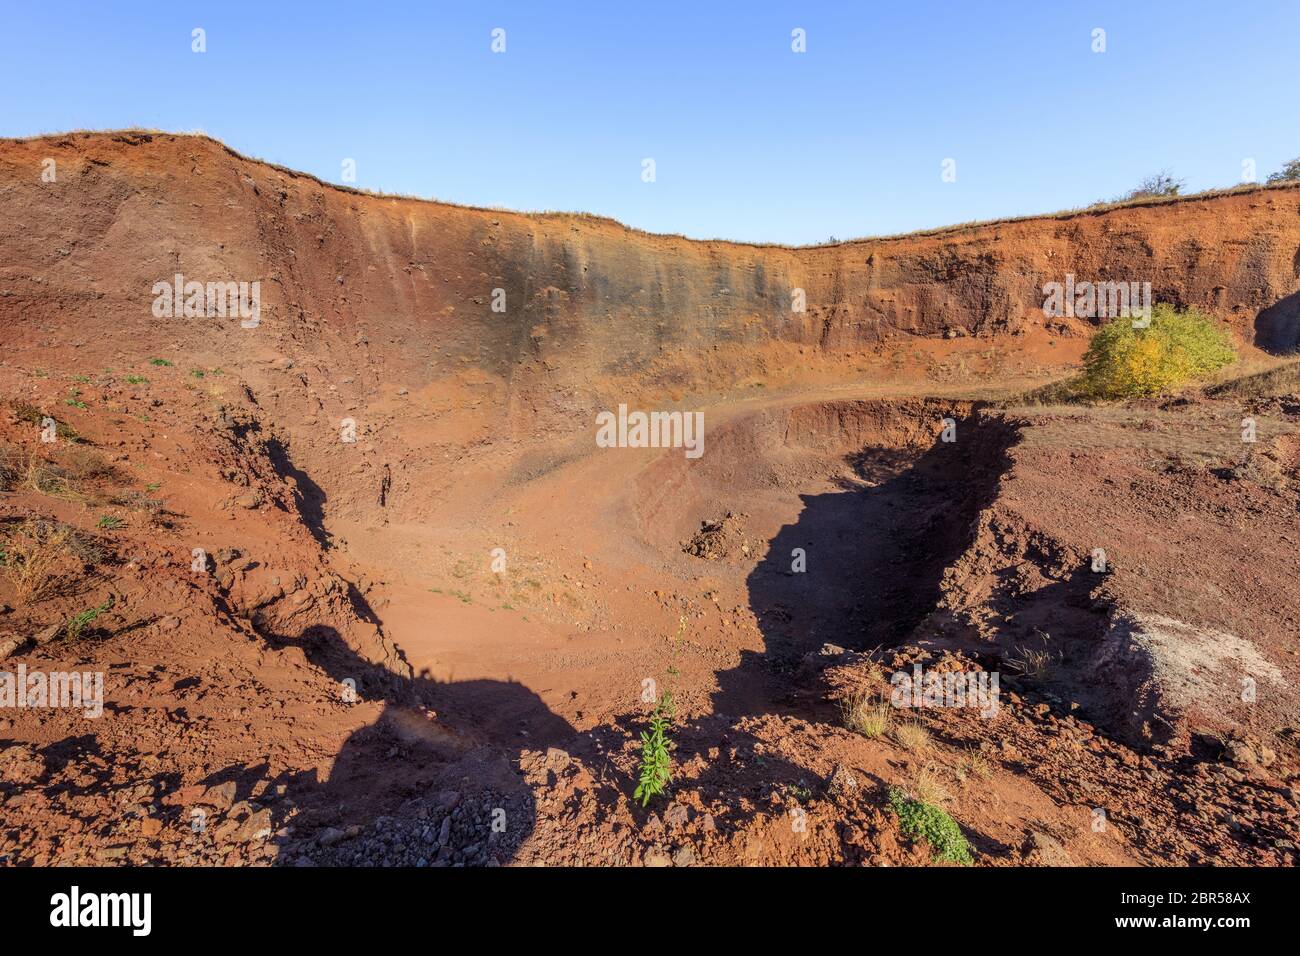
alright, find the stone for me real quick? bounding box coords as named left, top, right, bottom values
left=317, top=827, right=346, bottom=846
left=201, top=781, right=238, bottom=811
left=663, top=803, right=690, bottom=828
left=1020, top=830, right=1074, bottom=867
left=236, top=809, right=274, bottom=842
left=827, top=762, right=859, bottom=798
left=0, top=745, right=46, bottom=785
left=33, top=623, right=62, bottom=645
left=1225, top=739, right=1257, bottom=767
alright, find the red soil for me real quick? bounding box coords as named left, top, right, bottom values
left=0, top=131, right=1297, bottom=867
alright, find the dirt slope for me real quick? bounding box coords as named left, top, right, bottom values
left=1, top=131, right=1298, bottom=868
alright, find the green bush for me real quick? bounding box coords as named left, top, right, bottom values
left=888, top=786, right=973, bottom=864
left=1080, top=304, right=1236, bottom=399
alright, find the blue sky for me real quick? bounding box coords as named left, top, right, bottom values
left=3, top=1, right=1297, bottom=244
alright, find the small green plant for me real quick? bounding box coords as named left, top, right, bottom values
left=65, top=597, right=113, bottom=641
left=64, top=389, right=87, bottom=409
left=634, top=692, right=674, bottom=807
left=786, top=780, right=813, bottom=802
left=124, top=375, right=148, bottom=385
left=888, top=786, right=973, bottom=865
left=190, top=369, right=205, bottom=378
left=1081, top=304, right=1236, bottom=399
left=149, top=358, right=173, bottom=367
left=96, top=515, right=124, bottom=530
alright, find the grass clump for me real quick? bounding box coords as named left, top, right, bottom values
left=888, top=786, right=973, bottom=865
left=842, top=689, right=892, bottom=738
left=912, top=765, right=953, bottom=807
left=634, top=691, right=674, bottom=807
left=957, top=748, right=994, bottom=783
left=59, top=445, right=120, bottom=483
left=18, top=450, right=76, bottom=499
left=1007, top=645, right=1057, bottom=678
left=1080, top=304, right=1236, bottom=399
left=893, top=719, right=931, bottom=752
left=8, top=400, right=78, bottom=440
left=0, top=518, right=73, bottom=605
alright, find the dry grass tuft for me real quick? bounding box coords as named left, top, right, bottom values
left=1, top=518, right=74, bottom=605
left=912, top=764, right=953, bottom=807
left=956, top=748, right=995, bottom=783
left=842, top=690, right=893, bottom=738
left=20, top=449, right=76, bottom=499
left=1007, top=645, right=1056, bottom=678
left=58, top=445, right=121, bottom=483
left=893, top=719, right=932, bottom=752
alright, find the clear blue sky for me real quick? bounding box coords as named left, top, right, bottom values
left=3, top=1, right=1297, bottom=244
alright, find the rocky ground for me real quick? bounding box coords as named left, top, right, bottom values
left=2, top=131, right=1299, bottom=867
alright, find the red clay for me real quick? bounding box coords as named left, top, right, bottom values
left=0, top=131, right=1297, bottom=867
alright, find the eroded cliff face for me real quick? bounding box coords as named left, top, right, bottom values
left=3, top=130, right=1300, bottom=530
left=4, top=132, right=1300, bottom=391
